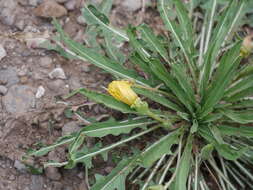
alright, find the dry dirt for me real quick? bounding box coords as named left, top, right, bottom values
left=0, top=0, right=162, bottom=189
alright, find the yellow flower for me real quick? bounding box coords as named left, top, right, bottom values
left=108, top=80, right=138, bottom=106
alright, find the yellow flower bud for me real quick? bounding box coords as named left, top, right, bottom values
left=108, top=80, right=138, bottom=106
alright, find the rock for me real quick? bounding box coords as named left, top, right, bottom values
left=77, top=15, right=86, bottom=25
left=0, top=85, right=8, bottom=95
left=62, top=121, right=80, bottom=136
left=0, top=67, right=19, bottom=87
left=47, top=79, right=69, bottom=95
left=39, top=57, right=53, bottom=68
left=35, top=86, right=45, bottom=98
left=17, top=65, right=28, bottom=77
left=0, top=45, right=7, bottom=61
left=33, top=1, right=67, bottom=18
left=80, top=64, right=90, bottom=73
left=49, top=68, right=66, bottom=79
left=0, top=0, right=17, bottom=26
left=15, top=19, right=25, bottom=30
left=45, top=167, right=61, bottom=181
left=14, top=160, right=26, bottom=172
left=30, top=175, right=44, bottom=190
left=64, top=0, right=76, bottom=11
left=2, top=85, right=35, bottom=114
left=122, top=0, right=151, bottom=11
left=28, top=0, right=42, bottom=6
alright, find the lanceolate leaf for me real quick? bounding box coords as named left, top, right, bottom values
left=80, top=118, right=156, bottom=137
left=148, top=58, right=194, bottom=113
left=199, top=0, right=243, bottom=96
left=73, top=126, right=159, bottom=164
left=133, top=87, right=184, bottom=112
left=219, top=125, right=253, bottom=138
left=140, top=129, right=181, bottom=167
left=199, top=42, right=242, bottom=118
left=171, top=63, right=196, bottom=106
left=28, top=135, right=75, bottom=156
left=138, top=24, right=169, bottom=62
left=225, top=87, right=253, bottom=103
left=127, top=26, right=150, bottom=62
left=173, top=0, right=195, bottom=54
left=215, top=144, right=247, bottom=161
left=82, top=5, right=128, bottom=41
left=220, top=109, right=253, bottom=124
left=91, top=156, right=138, bottom=190
left=158, top=0, right=196, bottom=81
left=52, top=19, right=151, bottom=87
left=175, top=135, right=193, bottom=190
left=78, top=88, right=135, bottom=113
left=225, top=75, right=253, bottom=98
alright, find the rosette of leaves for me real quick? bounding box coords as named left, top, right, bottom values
left=29, top=0, right=253, bottom=189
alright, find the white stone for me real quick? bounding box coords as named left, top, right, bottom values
left=0, top=45, right=7, bottom=61
left=49, top=68, right=66, bottom=79
left=35, top=85, right=45, bottom=98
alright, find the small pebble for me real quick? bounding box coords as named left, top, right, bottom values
left=49, top=68, right=66, bottom=79
left=0, top=44, right=7, bottom=61
left=77, top=15, right=86, bottom=25
left=45, top=167, right=62, bottom=181
left=14, top=160, right=26, bottom=172
left=64, top=0, right=76, bottom=11
left=35, top=86, right=45, bottom=98
left=0, top=85, right=8, bottom=95
left=33, top=1, right=67, bottom=18
left=39, top=57, right=53, bottom=68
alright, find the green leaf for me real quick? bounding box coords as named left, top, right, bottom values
left=133, top=87, right=184, bottom=112
left=190, top=119, right=198, bottom=133
left=126, top=26, right=150, bottom=62
left=72, top=126, right=159, bottom=165
left=82, top=5, right=128, bottom=41
left=225, top=87, right=253, bottom=103
left=158, top=0, right=196, bottom=81
left=28, top=135, right=75, bottom=156
left=220, top=109, right=253, bottom=124
left=129, top=53, right=159, bottom=85
left=209, top=126, right=224, bottom=144
left=78, top=88, right=135, bottom=113
left=103, top=36, right=126, bottom=64
left=148, top=58, right=193, bottom=113
left=199, top=42, right=242, bottom=118
left=215, top=144, right=247, bottom=161
left=80, top=118, right=156, bottom=137
left=219, top=125, right=253, bottom=138
left=138, top=24, right=169, bottom=62
left=171, top=63, right=196, bottom=106
left=173, top=0, right=195, bottom=54
left=52, top=19, right=150, bottom=87
left=175, top=135, right=193, bottom=190
left=199, top=0, right=243, bottom=96
left=225, top=75, right=253, bottom=98
left=140, top=129, right=181, bottom=167
left=227, top=99, right=253, bottom=109
left=91, top=157, right=138, bottom=190
left=200, top=144, right=214, bottom=161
